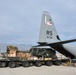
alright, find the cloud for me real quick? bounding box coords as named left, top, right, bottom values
left=0, top=0, right=76, bottom=44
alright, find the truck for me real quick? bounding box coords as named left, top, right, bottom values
left=0, top=46, right=62, bottom=68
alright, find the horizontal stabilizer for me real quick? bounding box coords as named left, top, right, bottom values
left=33, top=44, right=47, bottom=47
left=48, top=39, right=76, bottom=45
left=36, top=39, right=76, bottom=47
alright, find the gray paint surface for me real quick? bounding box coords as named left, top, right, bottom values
left=38, top=11, right=76, bottom=58
left=39, top=11, right=60, bottom=43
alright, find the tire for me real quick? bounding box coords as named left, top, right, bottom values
left=8, top=62, right=16, bottom=68
left=1, top=62, right=6, bottom=67
left=54, top=60, right=61, bottom=66
left=0, top=62, right=6, bottom=67
left=35, top=61, right=42, bottom=67
left=0, top=62, right=2, bottom=67
left=22, top=62, right=29, bottom=67
left=46, top=61, right=52, bottom=66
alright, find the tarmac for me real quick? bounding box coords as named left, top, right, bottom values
left=0, top=65, right=76, bottom=75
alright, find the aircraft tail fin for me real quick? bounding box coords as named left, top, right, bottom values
left=38, top=11, right=61, bottom=44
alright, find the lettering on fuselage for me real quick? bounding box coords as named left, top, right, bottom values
left=46, top=30, right=53, bottom=39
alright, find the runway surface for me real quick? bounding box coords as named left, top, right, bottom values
left=0, top=65, right=76, bottom=75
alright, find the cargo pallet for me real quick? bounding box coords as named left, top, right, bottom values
left=0, top=57, right=61, bottom=68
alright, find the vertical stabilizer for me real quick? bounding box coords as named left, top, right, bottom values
left=38, top=11, right=61, bottom=43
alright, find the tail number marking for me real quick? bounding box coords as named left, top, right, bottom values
left=46, top=30, right=53, bottom=39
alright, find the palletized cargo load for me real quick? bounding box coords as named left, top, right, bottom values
left=0, top=46, right=62, bottom=68
left=7, top=46, right=18, bottom=57
left=1, top=46, right=75, bottom=68
left=17, top=51, right=31, bottom=59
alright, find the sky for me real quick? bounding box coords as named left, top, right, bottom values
left=0, top=0, right=76, bottom=45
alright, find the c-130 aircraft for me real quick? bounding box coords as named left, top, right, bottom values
left=37, top=11, right=76, bottom=59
